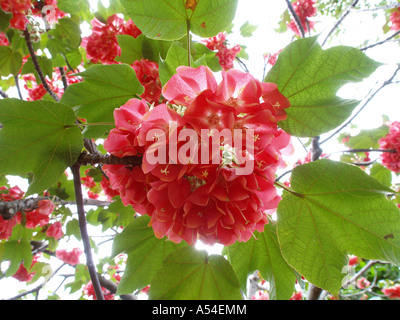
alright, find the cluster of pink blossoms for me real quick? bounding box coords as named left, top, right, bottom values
left=382, top=284, right=400, bottom=299
left=0, top=0, right=64, bottom=31
left=0, top=185, right=57, bottom=240
left=389, top=7, right=400, bottom=31
left=103, top=65, right=291, bottom=246
left=379, top=121, right=400, bottom=173
left=287, top=0, right=317, bottom=36
left=82, top=14, right=142, bottom=64
left=202, top=32, right=241, bottom=71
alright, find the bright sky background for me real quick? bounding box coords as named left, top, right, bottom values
left=1, top=0, right=400, bottom=300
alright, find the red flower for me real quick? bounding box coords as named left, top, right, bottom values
left=100, top=176, right=120, bottom=200
left=389, top=8, right=400, bottom=31
left=290, top=291, right=303, bottom=300
left=83, top=14, right=141, bottom=64
left=83, top=281, right=115, bottom=300
left=0, top=32, right=9, bottom=46
left=202, top=32, right=241, bottom=70
left=356, top=277, right=371, bottom=289
left=25, top=200, right=54, bottom=229
left=287, top=0, right=317, bottom=36
left=56, top=248, right=83, bottom=266
left=12, top=254, right=40, bottom=282
left=104, top=65, right=290, bottom=246
left=46, top=221, right=63, bottom=239
left=379, top=121, right=400, bottom=172
left=382, top=284, right=400, bottom=299
left=348, top=255, right=359, bottom=266
left=132, top=59, right=162, bottom=105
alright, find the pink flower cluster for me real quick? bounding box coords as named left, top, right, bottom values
left=103, top=65, right=291, bottom=246
left=0, top=185, right=56, bottom=240
left=389, top=8, right=400, bottom=31
left=132, top=59, right=162, bottom=105
left=287, top=0, right=317, bottom=36
left=55, top=248, right=83, bottom=266
left=379, top=121, right=400, bottom=172
left=202, top=32, right=241, bottom=71
left=382, top=284, right=400, bottom=299
left=82, top=14, right=141, bottom=64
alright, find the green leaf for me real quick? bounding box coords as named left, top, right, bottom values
left=0, top=99, right=83, bottom=195
left=3, top=240, right=33, bottom=276
left=60, top=64, right=143, bottom=138
left=149, top=246, right=242, bottom=300
left=240, top=21, right=258, bottom=37
left=265, top=36, right=381, bottom=137
left=347, top=125, right=389, bottom=149
left=112, top=215, right=184, bottom=294
left=47, top=18, right=82, bottom=56
left=277, top=159, right=400, bottom=294
left=159, top=42, right=190, bottom=87
left=0, top=9, right=11, bottom=32
left=0, top=46, right=22, bottom=77
left=119, top=0, right=238, bottom=41
left=21, top=56, right=54, bottom=84
left=226, top=223, right=296, bottom=300
left=369, top=163, right=392, bottom=188
left=115, top=34, right=144, bottom=64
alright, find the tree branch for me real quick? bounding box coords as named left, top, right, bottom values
left=0, top=197, right=112, bottom=220
left=285, top=0, right=305, bottom=38
left=0, top=88, right=8, bottom=99
left=98, top=275, right=137, bottom=300
left=23, top=28, right=60, bottom=102
left=320, top=64, right=400, bottom=145
left=361, top=30, right=400, bottom=51
left=14, top=75, right=23, bottom=99
left=75, top=152, right=142, bottom=167
left=71, top=164, right=104, bottom=300
left=321, top=0, right=360, bottom=47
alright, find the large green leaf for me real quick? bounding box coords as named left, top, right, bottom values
left=60, top=64, right=143, bottom=138
left=0, top=99, right=83, bottom=195
left=119, top=0, right=238, bottom=41
left=0, top=46, right=22, bottom=77
left=149, top=246, right=242, bottom=300
left=226, top=223, right=296, bottom=300
left=277, top=159, right=400, bottom=295
left=265, top=36, right=381, bottom=137
left=112, top=215, right=184, bottom=294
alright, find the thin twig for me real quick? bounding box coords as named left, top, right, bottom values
left=71, top=164, right=104, bottom=300
left=14, top=75, right=23, bottom=99
left=321, top=0, right=360, bottom=47
left=285, top=0, right=305, bottom=38
left=361, top=30, right=400, bottom=51
left=76, top=152, right=142, bottom=167
left=59, top=67, right=68, bottom=91
left=352, top=3, right=400, bottom=12
left=320, top=65, right=400, bottom=145
left=0, top=89, right=8, bottom=99
left=23, top=28, right=60, bottom=102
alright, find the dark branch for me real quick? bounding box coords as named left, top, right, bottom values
left=14, top=75, right=23, bottom=99
left=0, top=88, right=8, bottom=99
left=71, top=164, right=105, bottom=300
left=23, top=29, right=60, bottom=102
left=361, top=30, right=400, bottom=51
left=98, top=275, right=137, bottom=300
left=320, top=65, right=400, bottom=145
left=321, top=0, right=360, bottom=47
left=76, top=152, right=142, bottom=167
left=285, top=0, right=305, bottom=38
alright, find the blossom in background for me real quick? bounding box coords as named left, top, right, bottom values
left=132, top=59, right=162, bottom=105
left=287, top=0, right=317, bottom=36
left=379, top=121, right=400, bottom=172
left=46, top=221, right=63, bottom=240
left=389, top=7, right=400, bottom=31
left=82, top=14, right=141, bottom=64
left=202, top=32, right=241, bottom=70
left=0, top=186, right=24, bottom=240
left=83, top=281, right=115, bottom=300
left=382, top=284, right=400, bottom=299
left=103, top=65, right=291, bottom=246
left=12, top=254, right=40, bottom=282
left=0, top=32, right=9, bottom=46
left=0, top=0, right=30, bottom=30
left=56, top=248, right=83, bottom=266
